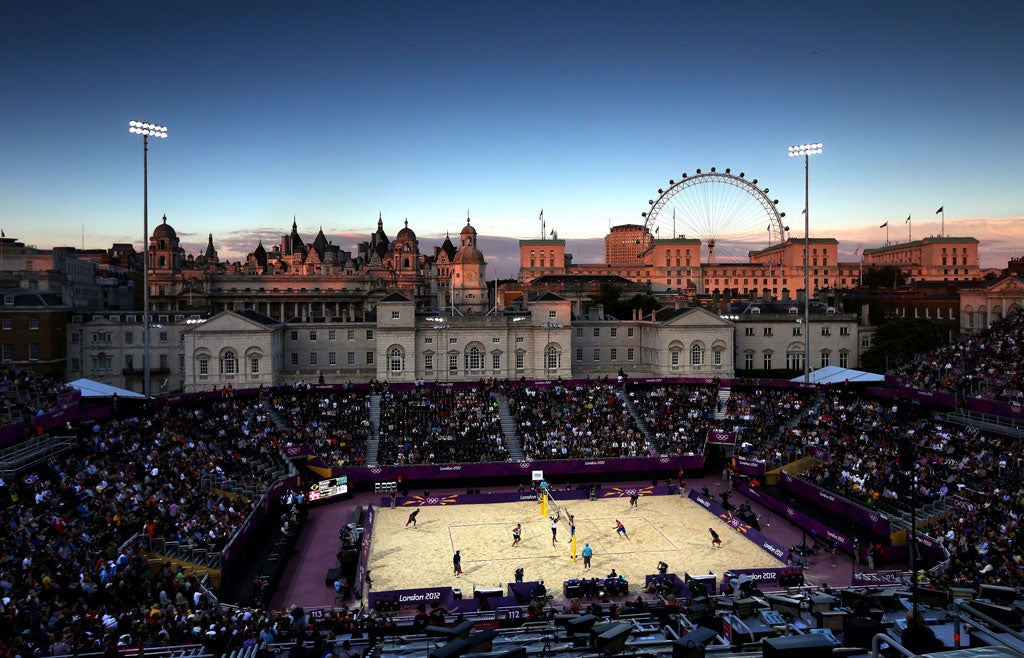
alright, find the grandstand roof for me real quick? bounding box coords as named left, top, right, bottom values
left=67, top=378, right=146, bottom=398
left=789, top=364, right=885, bottom=384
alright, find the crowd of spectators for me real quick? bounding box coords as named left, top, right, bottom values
left=377, top=383, right=508, bottom=465
left=626, top=384, right=718, bottom=455
left=509, top=382, right=649, bottom=459
left=0, top=386, right=295, bottom=657
left=894, top=310, right=1023, bottom=401
left=272, top=387, right=370, bottom=468
left=0, top=367, right=76, bottom=428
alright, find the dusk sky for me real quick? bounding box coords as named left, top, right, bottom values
left=2, top=1, right=1022, bottom=275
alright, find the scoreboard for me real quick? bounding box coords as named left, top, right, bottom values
left=307, top=475, right=349, bottom=502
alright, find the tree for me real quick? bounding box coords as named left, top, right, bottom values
left=860, top=318, right=946, bottom=373
left=861, top=266, right=906, bottom=289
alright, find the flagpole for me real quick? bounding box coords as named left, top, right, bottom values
left=908, top=215, right=912, bottom=242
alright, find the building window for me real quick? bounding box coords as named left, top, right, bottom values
left=549, top=346, right=563, bottom=369
left=448, top=353, right=458, bottom=372
left=821, top=327, right=831, bottom=336
left=515, top=337, right=524, bottom=344
left=763, top=352, right=773, bottom=370
left=627, top=328, right=635, bottom=337
left=367, top=351, right=375, bottom=366
left=745, top=327, right=755, bottom=336
left=328, top=351, right=337, bottom=366
left=28, top=317, right=39, bottom=330
left=310, top=352, right=318, bottom=366
left=576, top=348, right=583, bottom=361
left=787, top=352, right=803, bottom=370
left=627, top=348, right=635, bottom=361
left=744, top=353, right=754, bottom=370
left=347, top=330, right=355, bottom=340
left=468, top=346, right=483, bottom=371
left=221, top=350, right=237, bottom=375
left=29, top=343, right=40, bottom=360
left=839, top=351, right=849, bottom=368
left=425, top=354, right=434, bottom=371
left=70, top=357, right=79, bottom=371
left=671, top=350, right=680, bottom=367
left=576, top=328, right=583, bottom=338
left=290, top=353, right=299, bottom=366
left=329, top=330, right=336, bottom=341
left=491, top=337, right=500, bottom=343
left=714, top=349, right=722, bottom=366
left=310, top=331, right=317, bottom=341
left=515, top=353, right=525, bottom=370
left=763, top=327, right=773, bottom=336
left=861, top=337, right=871, bottom=348
left=159, top=332, right=168, bottom=343
left=593, top=328, right=600, bottom=337
left=610, top=348, right=617, bottom=361
left=690, top=344, right=705, bottom=366
left=793, top=327, right=802, bottom=336
left=251, top=357, right=260, bottom=375
left=125, top=332, right=134, bottom=344
left=125, top=354, right=134, bottom=370
left=291, top=330, right=299, bottom=341
left=548, top=310, right=557, bottom=318
left=347, top=352, right=355, bottom=365
left=366, top=330, right=374, bottom=340
left=1, top=318, right=9, bottom=330
left=389, top=348, right=404, bottom=372
left=820, top=351, right=830, bottom=367
left=492, top=353, right=501, bottom=370
left=840, top=326, right=850, bottom=336
left=592, top=348, right=600, bottom=362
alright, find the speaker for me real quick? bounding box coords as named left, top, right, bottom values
left=463, top=629, right=496, bottom=653
left=979, top=584, right=1017, bottom=605
left=564, top=614, right=597, bottom=636
left=969, top=600, right=1021, bottom=626
left=592, top=622, right=631, bottom=654
left=678, top=626, right=718, bottom=647
left=427, top=638, right=469, bottom=658
left=762, top=634, right=835, bottom=658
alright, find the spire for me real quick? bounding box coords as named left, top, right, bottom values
left=404, top=218, right=409, bottom=228
left=162, top=214, right=167, bottom=224
left=292, top=215, right=297, bottom=231
left=378, top=212, right=383, bottom=230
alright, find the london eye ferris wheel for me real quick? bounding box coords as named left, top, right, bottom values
left=641, top=167, right=788, bottom=263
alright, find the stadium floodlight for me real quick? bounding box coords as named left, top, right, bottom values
left=129, top=120, right=169, bottom=399
left=788, top=142, right=823, bottom=383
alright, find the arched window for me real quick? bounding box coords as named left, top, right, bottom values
left=389, top=347, right=404, bottom=373
left=467, top=346, right=483, bottom=371
left=220, top=350, right=236, bottom=375
left=690, top=344, right=705, bottom=366
left=545, top=345, right=560, bottom=370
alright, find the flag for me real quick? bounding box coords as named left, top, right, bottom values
left=655, top=226, right=659, bottom=236
left=539, top=209, right=544, bottom=220
left=906, top=215, right=911, bottom=223
left=1, top=229, right=4, bottom=237
left=549, top=230, right=554, bottom=236
left=880, top=221, right=888, bottom=228
left=935, top=206, right=943, bottom=214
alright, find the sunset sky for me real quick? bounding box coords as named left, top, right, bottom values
left=2, top=1, right=1022, bottom=273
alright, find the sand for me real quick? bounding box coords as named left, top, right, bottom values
left=365, top=493, right=782, bottom=600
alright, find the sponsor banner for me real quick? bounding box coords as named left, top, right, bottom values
left=721, top=567, right=793, bottom=592
left=735, top=482, right=856, bottom=555
left=809, top=446, right=830, bottom=463
left=687, top=489, right=787, bottom=563
left=780, top=471, right=891, bottom=537
left=707, top=430, right=736, bottom=445
left=963, top=396, right=1024, bottom=421
left=386, top=484, right=677, bottom=508
left=368, top=586, right=454, bottom=610
left=734, top=456, right=766, bottom=478
left=32, top=405, right=80, bottom=433
left=347, top=455, right=704, bottom=483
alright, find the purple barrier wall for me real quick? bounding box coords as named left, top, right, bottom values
left=720, top=567, right=797, bottom=593
left=31, top=405, right=80, bottom=434
left=355, top=504, right=375, bottom=600
left=779, top=472, right=891, bottom=537
left=281, top=446, right=705, bottom=483
left=368, top=586, right=454, bottom=610
left=687, top=489, right=787, bottom=564
left=381, top=484, right=677, bottom=508
left=707, top=430, right=736, bottom=445
left=0, top=421, right=24, bottom=448
left=735, top=482, right=855, bottom=555
left=963, top=397, right=1024, bottom=422
left=734, top=456, right=766, bottom=478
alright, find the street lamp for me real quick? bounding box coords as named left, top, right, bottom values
left=129, top=121, right=168, bottom=398
left=788, top=142, right=822, bottom=383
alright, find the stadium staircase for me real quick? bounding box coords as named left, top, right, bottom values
left=495, top=394, right=526, bottom=461
left=260, top=398, right=290, bottom=432
left=365, top=394, right=382, bottom=466
left=616, top=388, right=657, bottom=447
left=0, top=432, right=76, bottom=479
left=713, top=386, right=731, bottom=420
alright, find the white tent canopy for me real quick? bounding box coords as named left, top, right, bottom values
left=788, top=365, right=885, bottom=385
left=67, top=378, right=146, bottom=398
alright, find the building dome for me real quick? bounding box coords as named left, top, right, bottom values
left=152, top=215, right=177, bottom=241
left=396, top=219, right=416, bottom=242
left=460, top=217, right=477, bottom=239
left=453, top=243, right=484, bottom=264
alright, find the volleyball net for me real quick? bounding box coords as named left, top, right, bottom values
left=542, top=487, right=578, bottom=560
